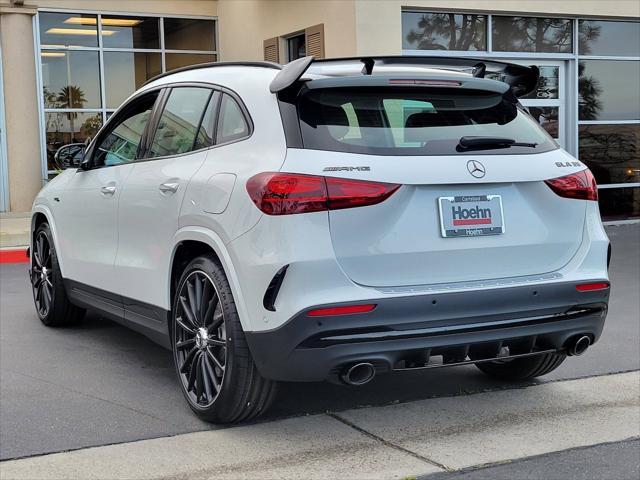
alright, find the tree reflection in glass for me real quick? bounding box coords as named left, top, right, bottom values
left=492, top=17, right=572, bottom=53
left=403, top=13, right=486, bottom=51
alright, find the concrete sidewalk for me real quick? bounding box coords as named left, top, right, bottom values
left=0, top=213, right=29, bottom=249
left=1, top=371, right=638, bottom=480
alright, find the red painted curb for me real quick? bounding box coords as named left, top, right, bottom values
left=0, top=249, right=29, bottom=264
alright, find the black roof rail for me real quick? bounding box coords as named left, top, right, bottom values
left=144, top=61, right=282, bottom=86
left=269, top=56, right=539, bottom=97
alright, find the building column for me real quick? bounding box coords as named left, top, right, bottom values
left=0, top=6, right=43, bottom=212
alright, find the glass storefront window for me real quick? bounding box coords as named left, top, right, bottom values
left=39, top=12, right=98, bottom=48
left=101, top=16, right=160, bottom=49
left=492, top=16, right=573, bottom=53
left=528, top=107, right=560, bottom=140
left=579, top=20, right=640, bottom=57
left=165, top=53, right=216, bottom=71
left=579, top=124, right=639, bottom=185
left=598, top=188, right=640, bottom=220
left=41, top=50, right=101, bottom=109
left=521, top=66, right=560, bottom=100
left=579, top=60, right=640, bottom=121
left=402, top=12, right=487, bottom=51
left=164, top=19, right=216, bottom=50
left=39, top=12, right=217, bottom=176
left=45, top=112, right=102, bottom=170
left=103, top=52, right=162, bottom=109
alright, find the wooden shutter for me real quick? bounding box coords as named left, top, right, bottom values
left=263, top=37, right=280, bottom=63
left=305, top=24, right=325, bottom=59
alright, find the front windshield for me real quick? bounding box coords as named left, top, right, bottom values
left=298, top=87, right=557, bottom=156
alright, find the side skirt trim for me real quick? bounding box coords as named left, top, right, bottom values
left=64, top=279, right=171, bottom=349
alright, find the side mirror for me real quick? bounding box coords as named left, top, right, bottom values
left=54, top=143, right=86, bottom=170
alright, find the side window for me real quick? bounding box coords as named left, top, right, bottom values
left=92, top=93, right=158, bottom=167
left=216, top=94, right=250, bottom=144
left=148, top=87, right=212, bottom=158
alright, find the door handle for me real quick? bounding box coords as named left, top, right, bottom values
left=100, top=185, right=116, bottom=195
left=159, top=182, right=179, bottom=194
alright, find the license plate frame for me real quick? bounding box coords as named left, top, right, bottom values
left=438, top=195, right=505, bottom=238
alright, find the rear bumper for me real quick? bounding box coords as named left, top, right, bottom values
left=245, top=281, right=609, bottom=382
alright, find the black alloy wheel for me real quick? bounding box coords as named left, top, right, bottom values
left=171, top=254, right=277, bottom=423
left=31, top=230, right=53, bottom=317
left=173, top=270, right=227, bottom=408
left=30, top=222, right=85, bottom=326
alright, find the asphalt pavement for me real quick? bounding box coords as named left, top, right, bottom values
left=0, top=224, right=638, bottom=462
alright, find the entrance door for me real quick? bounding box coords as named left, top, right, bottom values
left=511, top=60, right=566, bottom=149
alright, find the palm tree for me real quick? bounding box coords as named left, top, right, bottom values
left=57, top=86, right=87, bottom=142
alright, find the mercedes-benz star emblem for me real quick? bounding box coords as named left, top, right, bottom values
left=467, top=160, right=486, bottom=178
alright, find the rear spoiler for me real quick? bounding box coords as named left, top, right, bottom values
left=269, top=56, right=539, bottom=98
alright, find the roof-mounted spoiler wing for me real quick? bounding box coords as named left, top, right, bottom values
left=269, top=56, right=539, bottom=97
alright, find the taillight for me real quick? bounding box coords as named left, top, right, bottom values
left=246, top=172, right=400, bottom=215
left=545, top=168, right=598, bottom=201
left=576, top=282, right=609, bottom=292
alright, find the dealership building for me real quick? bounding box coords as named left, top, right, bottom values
left=0, top=0, right=638, bottom=219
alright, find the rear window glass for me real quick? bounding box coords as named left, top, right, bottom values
left=297, top=88, right=557, bottom=155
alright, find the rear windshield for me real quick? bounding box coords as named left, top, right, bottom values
left=297, top=87, right=557, bottom=155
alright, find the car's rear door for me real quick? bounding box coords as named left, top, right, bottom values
left=114, top=86, right=217, bottom=316
left=56, top=91, right=160, bottom=294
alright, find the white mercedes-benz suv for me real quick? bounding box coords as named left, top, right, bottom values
left=30, top=56, right=610, bottom=423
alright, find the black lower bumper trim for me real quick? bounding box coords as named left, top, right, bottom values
left=245, top=281, right=610, bottom=382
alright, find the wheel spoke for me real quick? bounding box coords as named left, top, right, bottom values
left=41, top=238, right=51, bottom=266
left=207, top=338, right=226, bottom=347
left=187, top=352, right=199, bottom=393
left=194, top=276, right=203, bottom=319
left=206, top=348, right=225, bottom=372
left=42, top=284, right=51, bottom=310
left=180, top=346, right=198, bottom=374
left=207, top=309, right=223, bottom=332
left=33, top=249, right=42, bottom=268
left=32, top=275, right=42, bottom=289
left=203, top=353, right=221, bottom=392
left=179, top=296, right=197, bottom=328
left=207, top=296, right=224, bottom=333
left=37, top=236, right=44, bottom=265
left=186, top=280, right=199, bottom=326
left=176, top=317, right=195, bottom=335
left=176, top=338, right=195, bottom=350
left=36, top=284, right=44, bottom=309
left=201, top=355, right=215, bottom=398
left=200, top=280, right=212, bottom=320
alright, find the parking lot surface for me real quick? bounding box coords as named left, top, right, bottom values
left=0, top=224, right=638, bottom=461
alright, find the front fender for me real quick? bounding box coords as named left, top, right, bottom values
left=170, top=227, right=253, bottom=331
left=31, top=205, right=66, bottom=277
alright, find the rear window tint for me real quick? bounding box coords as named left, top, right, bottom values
left=297, top=87, right=556, bottom=155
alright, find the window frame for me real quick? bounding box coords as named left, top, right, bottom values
left=87, top=81, right=254, bottom=166
left=85, top=88, right=162, bottom=170
left=142, top=85, right=218, bottom=161
left=215, top=93, right=253, bottom=147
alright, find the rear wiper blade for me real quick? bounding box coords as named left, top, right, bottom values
left=457, top=136, right=538, bottom=151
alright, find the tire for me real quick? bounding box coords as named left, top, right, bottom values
left=30, top=222, right=85, bottom=326
left=474, top=351, right=567, bottom=381
left=171, top=254, right=277, bottom=423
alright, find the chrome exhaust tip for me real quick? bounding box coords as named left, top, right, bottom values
left=568, top=335, right=591, bottom=356
left=341, top=362, right=376, bottom=386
